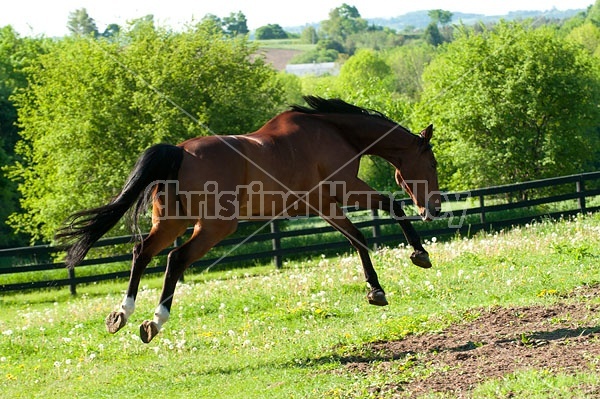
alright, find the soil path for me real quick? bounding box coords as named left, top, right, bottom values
left=345, top=285, right=600, bottom=397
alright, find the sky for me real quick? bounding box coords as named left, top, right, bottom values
left=1, top=0, right=594, bottom=37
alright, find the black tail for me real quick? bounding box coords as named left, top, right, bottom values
left=55, top=144, right=184, bottom=268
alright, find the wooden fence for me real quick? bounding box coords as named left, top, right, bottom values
left=1, top=171, right=599, bottom=295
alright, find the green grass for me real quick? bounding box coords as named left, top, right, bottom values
left=254, top=38, right=316, bottom=51
left=1, top=213, right=599, bottom=398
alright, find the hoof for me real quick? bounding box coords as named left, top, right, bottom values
left=105, top=311, right=127, bottom=334
left=410, top=250, right=432, bottom=269
left=140, top=320, right=160, bottom=344
left=367, top=289, right=389, bottom=306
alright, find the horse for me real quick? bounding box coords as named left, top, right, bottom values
left=55, top=96, right=441, bottom=343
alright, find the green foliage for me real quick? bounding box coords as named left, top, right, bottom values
left=424, top=22, right=444, bottom=46
left=8, top=24, right=285, bottom=242
left=566, top=22, right=600, bottom=56
left=289, top=40, right=340, bottom=64
left=588, top=0, right=600, bottom=26
left=344, top=27, right=405, bottom=53
left=67, top=8, right=98, bottom=37
left=222, top=11, right=249, bottom=36
left=299, top=26, right=318, bottom=44
left=0, top=27, right=49, bottom=247
left=416, top=22, right=600, bottom=191
left=428, top=9, right=453, bottom=26
left=255, top=24, right=288, bottom=40
left=384, top=43, right=436, bottom=100
left=320, top=3, right=368, bottom=43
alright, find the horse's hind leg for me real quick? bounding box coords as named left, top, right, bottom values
left=105, top=218, right=188, bottom=334
left=140, top=219, right=238, bottom=343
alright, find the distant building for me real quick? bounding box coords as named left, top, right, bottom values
left=285, top=62, right=340, bottom=77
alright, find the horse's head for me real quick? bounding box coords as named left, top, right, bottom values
left=395, top=124, right=441, bottom=221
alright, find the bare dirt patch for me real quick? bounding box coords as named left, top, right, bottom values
left=255, top=48, right=303, bottom=71
left=345, top=285, right=600, bottom=397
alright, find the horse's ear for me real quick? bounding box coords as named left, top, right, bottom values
left=420, top=124, right=433, bottom=143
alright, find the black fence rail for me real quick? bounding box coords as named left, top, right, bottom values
left=1, top=171, right=599, bottom=295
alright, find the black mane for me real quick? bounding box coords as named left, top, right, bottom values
left=290, top=96, right=397, bottom=124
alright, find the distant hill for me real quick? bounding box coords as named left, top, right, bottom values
left=283, top=8, right=586, bottom=33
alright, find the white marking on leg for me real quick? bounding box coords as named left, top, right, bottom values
left=120, top=296, right=135, bottom=319
left=152, top=305, right=170, bottom=331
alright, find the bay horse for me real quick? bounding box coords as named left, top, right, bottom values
left=56, top=96, right=440, bottom=343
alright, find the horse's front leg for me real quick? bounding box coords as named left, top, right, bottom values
left=390, top=200, right=432, bottom=269
left=323, top=210, right=388, bottom=306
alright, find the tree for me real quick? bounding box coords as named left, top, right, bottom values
left=290, top=38, right=342, bottom=63
left=345, top=27, right=404, bottom=52
left=588, top=0, right=600, bottom=26
left=8, top=24, right=285, bottom=241
left=415, top=22, right=600, bottom=192
left=101, top=24, right=121, bottom=39
left=385, top=43, right=436, bottom=100
left=424, top=23, right=444, bottom=46
left=566, top=22, right=600, bottom=56
left=428, top=9, right=453, bottom=26
left=67, top=8, right=98, bottom=36
left=300, top=26, right=318, bottom=44
left=198, top=14, right=225, bottom=35
left=223, top=11, right=249, bottom=36
left=320, top=3, right=368, bottom=43
left=255, top=24, right=288, bottom=40
left=0, top=27, right=47, bottom=247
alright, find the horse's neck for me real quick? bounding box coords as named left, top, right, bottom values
left=357, top=124, right=417, bottom=165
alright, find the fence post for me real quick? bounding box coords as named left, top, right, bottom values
left=68, top=267, right=77, bottom=296
left=371, top=209, right=380, bottom=251
left=270, top=219, right=282, bottom=268
left=479, top=195, right=486, bottom=224
left=576, top=176, right=586, bottom=213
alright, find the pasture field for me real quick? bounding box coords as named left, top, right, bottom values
left=1, top=213, right=599, bottom=398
